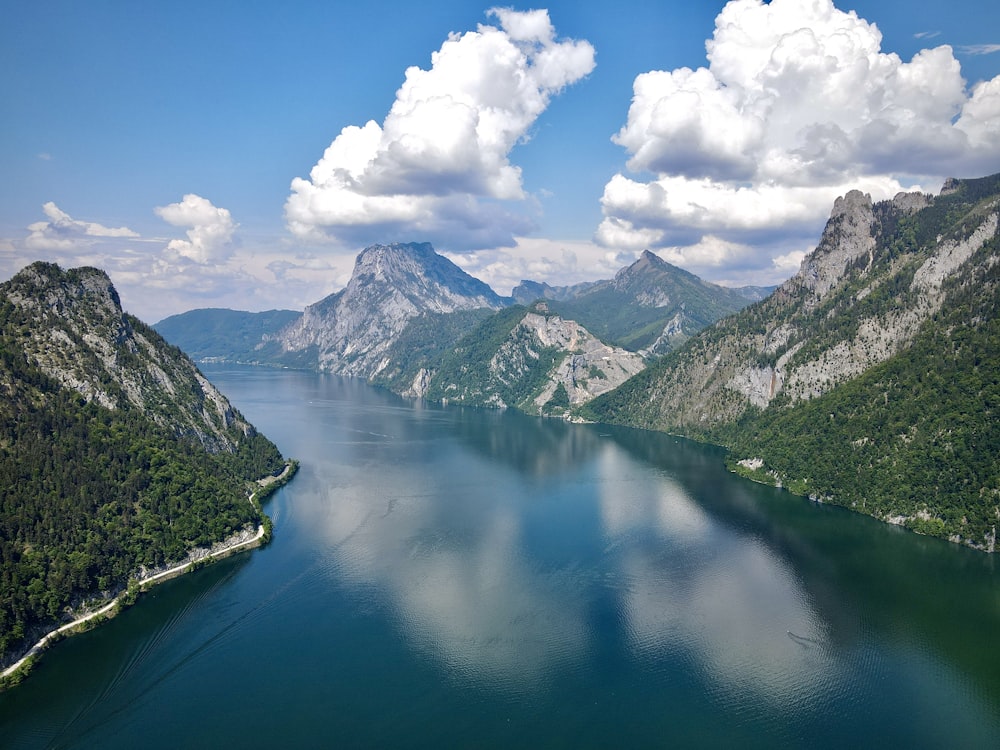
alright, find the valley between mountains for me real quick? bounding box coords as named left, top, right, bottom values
left=158, top=174, right=1000, bottom=552
left=1, top=171, right=997, bottom=683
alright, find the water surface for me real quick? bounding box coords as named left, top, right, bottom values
left=2, top=365, right=998, bottom=748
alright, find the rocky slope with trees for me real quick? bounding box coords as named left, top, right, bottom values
left=0, top=262, right=287, bottom=667
left=584, top=174, right=1000, bottom=551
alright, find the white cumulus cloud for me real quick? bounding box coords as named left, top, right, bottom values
left=25, top=202, right=138, bottom=250
left=155, top=194, right=238, bottom=264
left=285, top=7, right=595, bottom=251
left=597, top=0, right=1000, bottom=284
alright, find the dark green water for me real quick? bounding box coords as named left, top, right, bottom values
left=2, top=365, right=999, bottom=748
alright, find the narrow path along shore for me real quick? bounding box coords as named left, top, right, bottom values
left=1, top=461, right=294, bottom=682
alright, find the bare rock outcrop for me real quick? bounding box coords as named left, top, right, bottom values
left=1, top=262, right=254, bottom=452
left=269, top=242, right=506, bottom=377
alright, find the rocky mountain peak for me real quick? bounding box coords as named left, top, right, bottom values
left=6, top=262, right=122, bottom=327
left=272, top=242, right=509, bottom=376
left=1, top=262, right=255, bottom=452
left=892, top=190, right=933, bottom=214
left=347, top=242, right=504, bottom=308
left=613, top=249, right=669, bottom=286
left=830, top=188, right=872, bottom=218
left=353, top=242, right=434, bottom=281
left=940, top=177, right=962, bottom=195
left=610, top=251, right=687, bottom=309
left=786, top=188, right=932, bottom=305
left=792, top=189, right=877, bottom=300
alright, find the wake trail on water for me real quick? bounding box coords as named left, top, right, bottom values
left=59, top=554, right=334, bottom=747
left=786, top=630, right=825, bottom=649
left=53, top=564, right=244, bottom=744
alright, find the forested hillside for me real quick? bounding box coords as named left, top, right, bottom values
left=0, top=264, right=286, bottom=665
left=584, top=175, right=1000, bottom=550
left=543, top=250, right=755, bottom=354
left=423, top=304, right=645, bottom=413
left=727, top=229, right=1000, bottom=548
left=154, top=307, right=301, bottom=363
left=425, top=306, right=561, bottom=410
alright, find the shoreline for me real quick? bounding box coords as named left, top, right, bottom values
left=0, top=460, right=297, bottom=686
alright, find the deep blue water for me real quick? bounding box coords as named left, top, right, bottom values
left=1, top=365, right=998, bottom=748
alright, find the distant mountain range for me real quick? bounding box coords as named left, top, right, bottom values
left=155, top=242, right=762, bottom=412
left=153, top=308, right=301, bottom=364
left=0, top=262, right=287, bottom=669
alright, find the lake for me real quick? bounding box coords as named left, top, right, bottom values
left=2, top=365, right=998, bottom=748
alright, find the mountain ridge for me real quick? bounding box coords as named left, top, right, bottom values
left=584, top=173, right=1000, bottom=550
left=268, top=242, right=508, bottom=376
left=158, top=243, right=761, bottom=403
left=0, top=262, right=288, bottom=666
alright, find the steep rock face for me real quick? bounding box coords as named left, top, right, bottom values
left=522, top=311, right=646, bottom=408
left=589, top=177, right=999, bottom=435
left=270, top=242, right=507, bottom=376
left=1, top=263, right=254, bottom=452
left=586, top=174, right=1000, bottom=549
left=797, top=189, right=878, bottom=300
left=425, top=304, right=644, bottom=414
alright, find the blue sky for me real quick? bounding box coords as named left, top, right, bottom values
left=2, top=0, right=999, bottom=321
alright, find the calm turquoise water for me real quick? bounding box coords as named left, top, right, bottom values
left=2, top=365, right=999, bottom=748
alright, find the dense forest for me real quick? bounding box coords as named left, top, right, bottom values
left=424, top=306, right=566, bottom=410
left=582, top=175, right=1000, bottom=550
left=727, top=229, right=1000, bottom=546
left=0, top=278, right=286, bottom=664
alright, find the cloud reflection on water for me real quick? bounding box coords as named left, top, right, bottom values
left=299, top=393, right=838, bottom=705
left=595, top=446, right=839, bottom=709
left=306, top=450, right=589, bottom=692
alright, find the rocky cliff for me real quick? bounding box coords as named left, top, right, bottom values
left=269, top=242, right=507, bottom=376
left=2, top=262, right=258, bottom=452
left=586, top=174, right=1000, bottom=550
left=423, top=303, right=645, bottom=414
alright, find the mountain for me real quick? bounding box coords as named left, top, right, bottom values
left=422, top=302, right=645, bottom=414
left=584, top=174, right=1000, bottom=550
left=156, top=244, right=761, bottom=406
left=265, top=242, right=646, bottom=410
left=518, top=251, right=759, bottom=355
left=0, top=262, right=287, bottom=666
left=510, top=278, right=600, bottom=304
left=154, top=307, right=301, bottom=364
left=268, top=242, right=509, bottom=376
left=732, top=284, right=778, bottom=302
